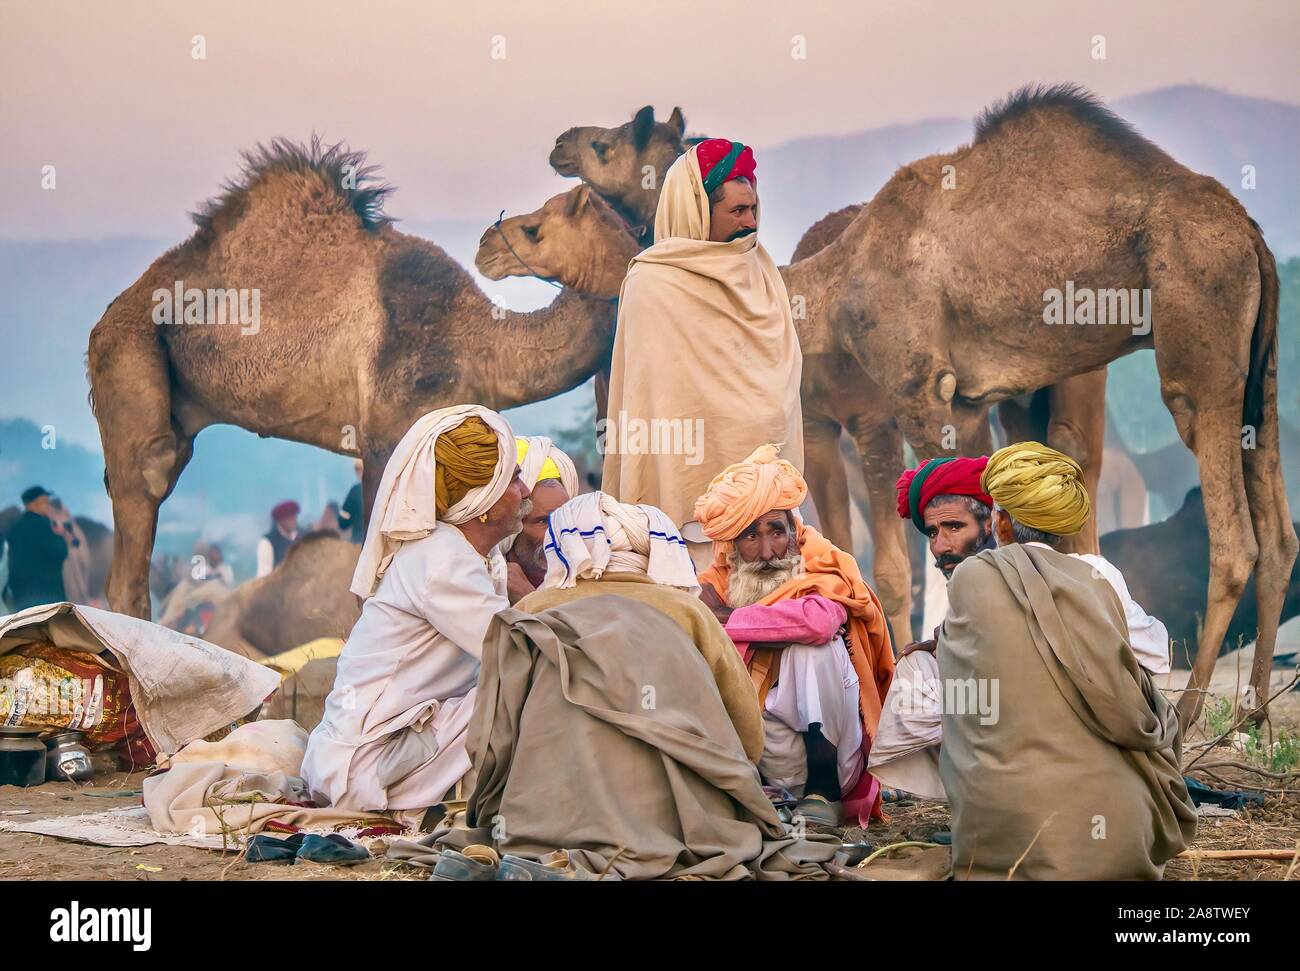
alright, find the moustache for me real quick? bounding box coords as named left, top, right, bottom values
left=727, top=227, right=757, bottom=242
left=936, top=554, right=965, bottom=572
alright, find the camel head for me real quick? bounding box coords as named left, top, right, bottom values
left=476, top=185, right=641, bottom=299
left=549, top=105, right=686, bottom=230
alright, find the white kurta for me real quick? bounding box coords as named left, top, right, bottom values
left=301, top=524, right=507, bottom=812
left=757, top=637, right=864, bottom=798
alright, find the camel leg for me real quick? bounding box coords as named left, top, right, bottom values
left=844, top=412, right=912, bottom=645
left=1240, top=365, right=1298, bottom=719
left=360, top=438, right=395, bottom=529
left=90, top=323, right=194, bottom=619
left=1046, top=369, right=1108, bottom=555
left=804, top=414, right=851, bottom=551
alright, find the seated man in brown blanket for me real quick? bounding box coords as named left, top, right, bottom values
left=939, top=442, right=1196, bottom=880
left=516, top=490, right=763, bottom=762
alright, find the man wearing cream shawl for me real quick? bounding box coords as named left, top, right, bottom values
left=601, top=137, right=802, bottom=565
left=301, top=405, right=530, bottom=827
left=939, top=442, right=1196, bottom=879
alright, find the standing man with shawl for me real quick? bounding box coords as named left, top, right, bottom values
left=694, top=445, right=894, bottom=826
left=602, top=138, right=802, bottom=565
left=301, top=405, right=531, bottom=828
left=939, top=442, right=1196, bottom=879
left=502, top=436, right=580, bottom=603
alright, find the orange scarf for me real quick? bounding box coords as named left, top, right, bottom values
left=699, top=522, right=895, bottom=740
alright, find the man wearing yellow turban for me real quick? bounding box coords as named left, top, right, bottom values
left=938, top=441, right=1196, bottom=879
left=694, top=445, right=894, bottom=827
left=304, top=405, right=531, bottom=827
left=501, top=437, right=581, bottom=603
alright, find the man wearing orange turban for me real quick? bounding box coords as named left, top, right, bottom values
left=694, top=445, right=894, bottom=826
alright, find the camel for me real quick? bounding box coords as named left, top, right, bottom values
left=88, top=137, right=617, bottom=620
left=549, top=106, right=687, bottom=245
left=548, top=88, right=1295, bottom=726
left=199, top=532, right=361, bottom=661
left=790, top=84, right=1294, bottom=725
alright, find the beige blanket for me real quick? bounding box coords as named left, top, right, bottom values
left=601, top=144, right=802, bottom=532
left=938, top=544, right=1196, bottom=880
left=518, top=573, right=763, bottom=762
left=447, top=596, right=836, bottom=879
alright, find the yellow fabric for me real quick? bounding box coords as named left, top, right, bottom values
left=603, top=144, right=803, bottom=531
left=693, top=443, right=807, bottom=542
left=436, top=416, right=499, bottom=517
left=259, top=637, right=345, bottom=677
left=981, top=441, right=1091, bottom=536
left=516, top=438, right=561, bottom=482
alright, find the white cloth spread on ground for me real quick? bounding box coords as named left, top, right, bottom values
left=303, top=520, right=509, bottom=813
left=600, top=143, right=803, bottom=537
left=542, top=491, right=698, bottom=594
left=757, top=636, right=864, bottom=798
left=869, top=541, right=1171, bottom=801
left=351, top=405, right=515, bottom=599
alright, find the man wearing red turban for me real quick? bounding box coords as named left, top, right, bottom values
left=601, top=137, right=802, bottom=564
left=257, top=499, right=302, bottom=577
left=895, top=456, right=995, bottom=582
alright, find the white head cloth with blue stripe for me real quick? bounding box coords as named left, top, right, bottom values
left=542, top=491, right=699, bottom=594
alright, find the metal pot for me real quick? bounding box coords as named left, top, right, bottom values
left=44, top=730, right=94, bottom=783
left=0, top=726, right=47, bottom=787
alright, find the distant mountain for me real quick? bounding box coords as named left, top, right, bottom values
left=757, top=84, right=1299, bottom=263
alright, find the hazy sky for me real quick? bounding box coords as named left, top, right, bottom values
left=2, top=0, right=1298, bottom=240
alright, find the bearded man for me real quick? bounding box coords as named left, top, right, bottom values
left=871, top=454, right=1177, bottom=801
left=694, top=445, right=893, bottom=826
left=515, top=490, right=762, bottom=762
left=501, top=437, right=579, bottom=603
left=301, top=405, right=531, bottom=827
left=938, top=442, right=1196, bottom=879
left=601, top=138, right=802, bottom=566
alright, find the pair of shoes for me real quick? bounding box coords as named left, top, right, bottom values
left=497, top=850, right=591, bottom=881
left=793, top=793, right=843, bottom=827
left=429, top=844, right=500, bottom=881
left=245, top=831, right=369, bottom=866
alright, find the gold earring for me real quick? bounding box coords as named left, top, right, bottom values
left=479, top=514, right=489, bottom=523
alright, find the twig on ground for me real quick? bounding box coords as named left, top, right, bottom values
left=855, top=840, right=942, bottom=868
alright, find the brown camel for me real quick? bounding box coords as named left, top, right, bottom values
left=550, top=106, right=687, bottom=246
left=88, top=138, right=617, bottom=620
left=797, top=84, right=1293, bottom=725
left=548, top=87, right=1295, bottom=725
left=199, top=532, right=361, bottom=661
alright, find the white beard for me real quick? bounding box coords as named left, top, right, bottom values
left=726, top=549, right=804, bottom=607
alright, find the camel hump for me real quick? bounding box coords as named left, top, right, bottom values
left=973, top=83, right=1166, bottom=163
left=791, top=203, right=865, bottom=262
left=190, top=135, right=394, bottom=243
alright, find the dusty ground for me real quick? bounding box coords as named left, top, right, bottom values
left=2, top=649, right=1296, bottom=882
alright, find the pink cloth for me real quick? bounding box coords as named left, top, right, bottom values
left=725, top=594, right=847, bottom=663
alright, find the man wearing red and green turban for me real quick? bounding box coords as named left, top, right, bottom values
left=601, top=136, right=802, bottom=565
